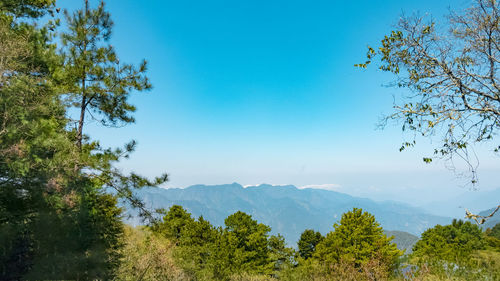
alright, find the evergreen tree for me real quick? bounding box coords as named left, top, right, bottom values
left=314, top=208, right=402, bottom=273
left=60, top=0, right=151, bottom=149
left=153, top=205, right=195, bottom=243
left=297, top=229, right=323, bottom=259
left=412, top=219, right=485, bottom=264
left=410, top=219, right=499, bottom=279
left=176, top=216, right=220, bottom=280
left=222, top=211, right=273, bottom=275
left=0, top=3, right=76, bottom=278
left=59, top=0, right=167, bottom=222
left=268, top=234, right=295, bottom=275
left=1, top=0, right=165, bottom=279
left=0, top=0, right=56, bottom=18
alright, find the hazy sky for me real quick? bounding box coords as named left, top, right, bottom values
left=58, top=0, right=499, bottom=205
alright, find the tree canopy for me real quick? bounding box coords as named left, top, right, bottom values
left=412, top=219, right=485, bottom=263
left=0, top=1, right=164, bottom=279
left=60, top=0, right=151, bottom=148
left=314, top=208, right=402, bottom=272
left=357, top=0, right=500, bottom=186
left=297, top=229, right=323, bottom=259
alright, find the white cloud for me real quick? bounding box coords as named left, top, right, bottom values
left=243, top=183, right=290, bottom=188
left=298, top=184, right=342, bottom=191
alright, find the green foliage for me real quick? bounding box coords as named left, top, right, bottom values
left=222, top=211, right=273, bottom=275
left=0, top=0, right=55, bottom=18
left=268, top=234, right=295, bottom=274
left=487, top=222, right=500, bottom=240
left=60, top=0, right=151, bottom=147
left=297, top=229, right=323, bottom=259
left=412, top=219, right=485, bottom=264
left=153, top=205, right=196, bottom=242
left=114, top=226, right=187, bottom=281
left=23, top=189, right=124, bottom=280
left=152, top=208, right=296, bottom=281
left=410, top=219, right=500, bottom=280
left=314, top=208, right=402, bottom=273
left=145, top=207, right=500, bottom=281
left=0, top=0, right=164, bottom=279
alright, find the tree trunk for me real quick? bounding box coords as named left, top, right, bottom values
left=76, top=95, right=86, bottom=149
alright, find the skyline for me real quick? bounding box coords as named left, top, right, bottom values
left=57, top=0, right=499, bottom=205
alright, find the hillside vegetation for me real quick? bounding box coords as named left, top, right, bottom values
left=117, top=205, right=500, bottom=281
left=1, top=0, right=498, bottom=280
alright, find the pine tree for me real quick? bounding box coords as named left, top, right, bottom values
left=314, top=208, right=402, bottom=273
left=297, top=229, right=323, bottom=259
left=412, top=219, right=485, bottom=264
left=1, top=0, right=166, bottom=279
left=60, top=0, right=151, bottom=149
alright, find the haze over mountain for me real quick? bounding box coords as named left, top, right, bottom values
left=126, top=183, right=451, bottom=246
left=419, top=188, right=500, bottom=218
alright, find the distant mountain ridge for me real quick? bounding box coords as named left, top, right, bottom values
left=126, top=183, right=451, bottom=246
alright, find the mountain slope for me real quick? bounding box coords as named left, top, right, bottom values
left=384, top=230, right=419, bottom=254
left=127, top=183, right=449, bottom=246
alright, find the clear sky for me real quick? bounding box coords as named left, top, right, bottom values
left=57, top=0, right=499, bottom=206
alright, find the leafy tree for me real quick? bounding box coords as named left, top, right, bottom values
left=297, top=229, right=323, bottom=259
left=152, top=209, right=282, bottom=280
left=412, top=219, right=485, bottom=263
left=411, top=219, right=493, bottom=279
left=314, top=208, right=402, bottom=273
left=357, top=0, right=499, bottom=187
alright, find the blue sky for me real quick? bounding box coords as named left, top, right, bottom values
left=58, top=0, right=499, bottom=205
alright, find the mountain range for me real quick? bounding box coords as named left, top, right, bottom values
left=125, top=183, right=452, bottom=247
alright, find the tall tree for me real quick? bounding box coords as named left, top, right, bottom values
left=0, top=0, right=165, bottom=279
left=59, top=0, right=167, bottom=223
left=61, top=0, right=151, bottom=149
left=357, top=0, right=499, bottom=222
left=0, top=2, right=76, bottom=278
